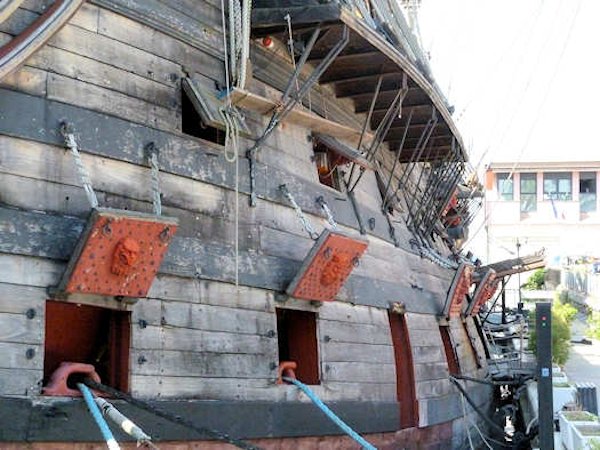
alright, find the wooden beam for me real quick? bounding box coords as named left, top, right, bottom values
left=355, top=92, right=429, bottom=114
left=335, top=80, right=419, bottom=99
left=307, top=49, right=379, bottom=62
left=251, top=5, right=342, bottom=28
left=385, top=124, right=451, bottom=141
left=320, top=62, right=398, bottom=84
left=322, top=70, right=403, bottom=86
left=226, top=87, right=373, bottom=145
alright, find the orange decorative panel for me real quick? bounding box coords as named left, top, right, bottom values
left=59, top=209, right=177, bottom=297
left=444, top=263, right=473, bottom=318
left=468, top=269, right=499, bottom=316
left=287, top=230, right=368, bottom=302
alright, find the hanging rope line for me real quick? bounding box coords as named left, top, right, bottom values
left=146, top=143, right=162, bottom=216
left=77, top=383, right=120, bottom=450
left=282, top=377, right=377, bottom=450
left=280, top=184, right=320, bottom=240
left=83, top=378, right=262, bottom=450
left=94, top=396, right=156, bottom=449
left=61, top=122, right=99, bottom=209
left=220, top=0, right=242, bottom=286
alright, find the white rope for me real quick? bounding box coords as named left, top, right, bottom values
left=237, top=0, right=252, bottom=88
left=61, top=124, right=99, bottom=209
left=221, top=0, right=241, bottom=286
left=149, top=151, right=161, bottom=216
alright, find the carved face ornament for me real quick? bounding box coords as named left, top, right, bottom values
left=111, top=237, right=141, bottom=276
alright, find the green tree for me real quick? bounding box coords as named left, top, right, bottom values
left=521, top=268, right=547, bottom=290
left=588, top=311, right=600, bottom=340
left=528, top=293, right=576, bottom=366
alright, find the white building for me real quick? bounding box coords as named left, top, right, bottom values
left=483, top=161, right=600, bottom=274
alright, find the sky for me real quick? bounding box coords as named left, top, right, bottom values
left=418, top=0, right=597, bottom=168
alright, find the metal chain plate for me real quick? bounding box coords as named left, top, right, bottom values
left=287, top=230, right=368, bottom=302
left=63, top=210, right=177, bottom=297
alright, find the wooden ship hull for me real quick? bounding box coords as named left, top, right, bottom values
left=0, top=1, right=498, bottom=448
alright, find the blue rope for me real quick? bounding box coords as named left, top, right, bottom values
left=282, top=377, right=378, bottom=450
left=77, top=383, right=121, bottom=450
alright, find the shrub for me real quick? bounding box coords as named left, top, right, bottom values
left=521, top=268, right=547, bottom=290
left=588, top=311, right=600, bottom=340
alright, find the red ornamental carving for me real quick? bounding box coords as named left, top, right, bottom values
left=471, top=274, right=500, bottom=316
left=287, top=230, right=368, bottom=302
left=448, top=264, right=473, bottom=318
left=59, top=209, right=178, bottom=298
left=111, top=238, right=140, bottom=276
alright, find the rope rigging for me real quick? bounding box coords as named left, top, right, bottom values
left=61, top=122, right=99, bottom=209
left=282, top=377, right=377, bottom=450
left=83, top=378, right=263, bottom=450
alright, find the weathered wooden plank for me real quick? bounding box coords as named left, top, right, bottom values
left=0, top=135, right=226, bottom=217
left=130, top=349, right=276, bottom=378
left=0, top=312, right=44, bottom=344
left=0, top=342, right=43, bottom=370
left=406, top=312, right=439, bottom=330
left=46, top=73, right=179, bottom=131
left=161, top=301, right=276, bottom=336
left=0, top=368, right=42, bottom=395
left=27, top=43, right=179, bottom=108
left=321, top=341, right=394, bottom=364
left=322, top=361, right=396, bottom=384
left=0, top=65, right=47, bottom=96
left=416, top=379, right=453, bottom=400
left=0, top=253, right=63, bottom=287
left=91, top=0, right=224, bottom=58
left=132, top=325, right=277, bottom=356
left=411, top=345, right=445, bottom=365
left=413, top=361, right=449, bottom=382
left=48, top=20, right=181, bottom=87
left=149, top=276, right=274, bottom=312
left=0, top=283, right=45, bottom=315
left=321, top=381, right=396, bottom=402
left=96, top=6, right=224, bottom=81
left=318, top=319, right=392, bottom=345
left=130, top=375, right=278, bottom=400
left=318, top=301, right=388, bottom=326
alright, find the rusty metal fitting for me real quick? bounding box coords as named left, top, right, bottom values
left=43, top=362, right=101, bottom=397
left=276, top=361, right=297, bottom=385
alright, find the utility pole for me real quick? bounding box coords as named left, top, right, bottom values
left=516, top=238, right=523, bottom=313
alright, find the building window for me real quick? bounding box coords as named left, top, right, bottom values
left=543, top=172, right=572, bottom=201
left=520, top=173, right=537, bottom=213
left=439, top=325, right=460, bottom=375
left=496, top=172, right=513, bottom=200
left=44, top=301, right=130, bottom=392
left=276, top=309, right=320, bottom=385
left=388, top=312, right=418, bottom=428
left=580, top=172, right=597, bottom=213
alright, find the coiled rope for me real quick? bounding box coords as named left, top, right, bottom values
left=83, top=379, right=262, bottom=450
left=78, top=383, right=120, bottom=450
left=282, top=377, right=377, bottom=450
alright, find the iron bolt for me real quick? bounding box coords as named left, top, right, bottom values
left=25, top=348, right=35, bottom=359
left=138, top=319, right=148, bottom=329
left=25, top=308, right=36, bottom=319
left=266, top=330, right=276, bottom=338
left=159, top=227, right=171, bottom=243
left=138, top=355, right=147, bottom=365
